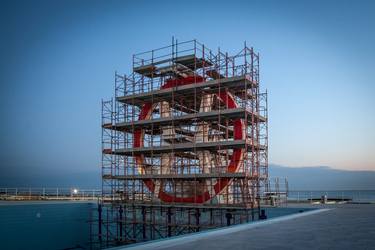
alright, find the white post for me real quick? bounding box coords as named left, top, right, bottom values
left=358, top=191, right=361, bottom=202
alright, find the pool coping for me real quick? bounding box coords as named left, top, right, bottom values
left=110, top=208, right=331, bottom=250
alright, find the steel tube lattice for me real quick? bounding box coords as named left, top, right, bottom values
left=94, top=39, right=278, bottom=248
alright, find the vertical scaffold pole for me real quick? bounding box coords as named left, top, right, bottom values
left=119, top=205, right=123, bottom=241
left=98, top=203, right=102, bottom=243
left=195, top=208, right=201, bottom=232
left=167, top=207, right=172, bottom=237
left=142, top=206, right=146, bottom=239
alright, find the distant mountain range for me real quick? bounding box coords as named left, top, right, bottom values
left=0, top=169, right=101, bottom=189
left=1, top=165, right=375, bottom=190
left=270, top=164, right=375, bottom=190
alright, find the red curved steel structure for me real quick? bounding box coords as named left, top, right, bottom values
left=133, top=76, right=245, bottom=203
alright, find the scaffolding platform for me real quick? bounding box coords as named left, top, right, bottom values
left=103, top=108, right=266, bottom=132
left=95, top=40, right=275, bottom=249
left=133, top=54, right=213, bottom=78
left=104, top=139, right=265, bottom=156
left=102, top=173, right=268, bottom=180
left=106, top=200, right=259, bottom=210
left=117, top=75, right=257, bottom=106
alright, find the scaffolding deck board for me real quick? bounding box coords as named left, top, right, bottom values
left=103, top=173, right=267, bottom=180
left=104, top=108, right=266, bottom=132
left=133, top=54, right=213, bottom=78
left=117, top=76, right=256, bottom=106
left=173, top=54, right=213, bottom=69
left=103, top=139, right=266, bottom=156
left=104, top=200, right=258, bottom=210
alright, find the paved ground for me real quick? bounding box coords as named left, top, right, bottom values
left=120, top=203, right=375, bottom=250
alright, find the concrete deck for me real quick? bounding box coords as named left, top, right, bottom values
left=118, top=203, right=375, bottom=250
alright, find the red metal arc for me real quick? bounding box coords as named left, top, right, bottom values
left=133, top=76, right=244, bottom=203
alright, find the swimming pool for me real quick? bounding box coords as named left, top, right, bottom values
left=0, top=202, right=313, bottom=250
left=0, top=201, right=94, bottom=250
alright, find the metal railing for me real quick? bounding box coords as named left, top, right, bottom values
left=288, top=190, right=375, bottom=203
left=0, top=188, right=101, bottom=201
left=3, top=188, right=373, bottom=203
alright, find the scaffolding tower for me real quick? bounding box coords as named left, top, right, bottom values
left=97, top=39, right=273, bottom=248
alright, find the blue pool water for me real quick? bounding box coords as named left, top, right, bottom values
left=0, top=201, right=94, bottom=250
left=0, top=202, right=313, bottom=250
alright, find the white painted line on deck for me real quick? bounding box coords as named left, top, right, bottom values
left=111, top=208, right=331, bottom=250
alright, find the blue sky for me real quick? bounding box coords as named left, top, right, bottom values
left=0, top=0, right=374, bottom=186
